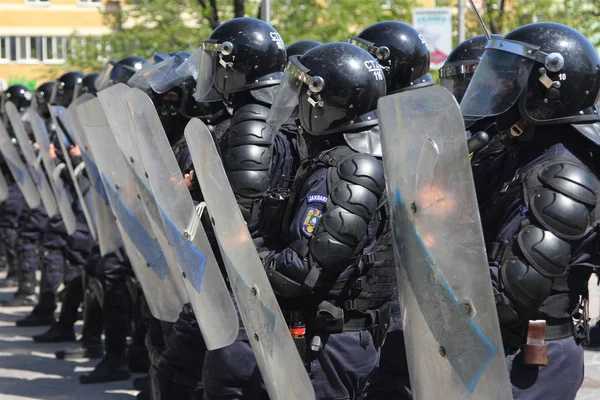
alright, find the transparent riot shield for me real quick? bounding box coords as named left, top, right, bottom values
left=121, top=87, right=238, bottom=350
left=27, top=109, right=77, bottom=235
left=0, top=122, right=41, bottom=209
left=184, top=117, right=315, bottom=400
left=377, top=85, right=513, bottom=399
left=69, top=94, right=122, bottom=256
left=0, top=166, right=8, bottom=202
left=5, top=102, right=58, bottom=217
left=77, top=95, right=186, bottom=323
left=54, top=101, right=98, bottom=241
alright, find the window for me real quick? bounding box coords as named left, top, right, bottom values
left=78, top=0, right=101, bottom=4
left=25, top=0, right=50, bottom=5
left=43, top=36, right=67, bottom=63
left=16, top=36, right=42, bottom=63
left=0, top=37, right=10, bottom=62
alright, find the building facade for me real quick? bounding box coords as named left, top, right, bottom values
left=0, top=0, right=120, bottom=90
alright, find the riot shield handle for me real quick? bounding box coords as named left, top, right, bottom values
left=52, top=163, right=67, bottom=183
left=73, top=161, right=86, bottom=179
left=34, top=152, right=43, bottom=169
left=183, top=202, right=206, bottom=241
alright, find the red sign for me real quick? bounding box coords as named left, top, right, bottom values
left=430, top=49, right=448, bottom=66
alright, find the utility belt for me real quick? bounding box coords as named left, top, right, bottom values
left=285, top=300, right=392, bottom=363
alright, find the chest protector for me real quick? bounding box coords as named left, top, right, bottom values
left=287, top=146, right=395, bottom=332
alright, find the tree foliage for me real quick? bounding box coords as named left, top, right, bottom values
left=66, top=0, right=419, bottom=71
left=65, top=0, right=600, bottom=73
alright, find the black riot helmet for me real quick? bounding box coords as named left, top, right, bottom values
left=349, top=21, right=432, bottom=94
left=95, top=55, right=146, bottom=91
left=182, top=17, right=286, bottom=101
left=461, top=23, right=600, bottom=129
left=440, top=34, right=504, bottom=103
left=286, top=40, right=321, bottom=58
left=268, top=43, right=386, bottom=136
left=33, top=81, right=55, bottom=118
left=73, top=72, right=100, bottom=98
left=2, top=84, right=32, bottom=114
left=50, top=71, right=84, bottom=107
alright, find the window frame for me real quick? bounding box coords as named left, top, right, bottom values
left=16, top=36, right=41, bottom=64
left=25, top=0, right=50, bottom=7
left=43, top=36, right=67, bottom=64
left=0, top=37, right=10, bottom=64
left=77, top=0, right=102, bottom=6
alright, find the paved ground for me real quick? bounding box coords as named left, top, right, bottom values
left=0, top=272, right=140, bottom=400
left=0, top=271, right=599, bottom=399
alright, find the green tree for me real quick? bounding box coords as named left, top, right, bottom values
left=466, top=1, right=600, bottom=46
left=65, top=0, right=258, bottom=71
left=271, top=0, right=419, bottom=44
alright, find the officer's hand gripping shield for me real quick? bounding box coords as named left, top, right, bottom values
left=121, top=87, right=238, bottom=350
left=27, top=108, right=77, bottom=234
left=378, top=85, right=513, bottom=399
left=5, top=102, right=57, bottom=216
left=69, top=93, right=122, bottom=256
left=76, top=94, right=185, bottom=323
left=183, top=117, right=316, bottom=400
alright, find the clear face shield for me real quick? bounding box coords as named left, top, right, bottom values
left=439, top=61, right=479, bottom=104
left=127, top=51, right=171, bottom=91
left=95, top=61, right=115, bottom=92
left=266, top=56, right=325, bottom=134
left=176, top=41, right=234, bottom=102
left=460, top=38, right=565, bottom=124
left=347, top=37, right=391, bottom=65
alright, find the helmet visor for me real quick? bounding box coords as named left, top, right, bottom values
left=177, top=43, right=225, bottom=102
left=95, top=62, right=115, bottom=92
left=127, top=51, right=171, bottom=91
left=266, top=56, right=312, bottom=133
left=439, top=61, right=479, bottom=104
left=49, top=83, right=72, bottom=107
left=460, top=48, right=534, bottom=119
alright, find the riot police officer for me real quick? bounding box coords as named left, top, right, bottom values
left=346, top=20, right=436, bottom=400
left=0, top=85, right=31, bottom=302
left=78, top=55, right=146, bottom=384
left=463, top=23, right=600, bottom=399
left=235, top=42, right=391, bottom=399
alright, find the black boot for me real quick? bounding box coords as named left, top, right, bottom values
left=15, top=311, right=55, bottom=327
left=79, top=353, right=131, bottom=384
left=33, top=323, right=76, bottom=343
left=55, top=337, right=103, bottom=360
left=1, top=271, right=38, bottom=307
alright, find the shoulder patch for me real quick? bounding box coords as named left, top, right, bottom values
left=307, top=194, right=328, bottom=204
left=301, top=206, right=322, bottom=237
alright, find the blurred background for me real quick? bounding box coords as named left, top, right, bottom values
left=0, top=0, right=598, bottom=90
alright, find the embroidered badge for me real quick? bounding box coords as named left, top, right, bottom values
left=307, top=194, right=328, bottom=204
left=301, top=206, right=322, bottom=236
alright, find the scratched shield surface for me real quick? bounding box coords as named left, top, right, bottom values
left=27, top=108, right=77, bottom=234
left=76, top=95, right=185, bottom=323
left=378, top=85, right=513, bottom=399
left=5, top=102, right=58, bottom=218
left=185, top=117, right=315, bottom=400
left=0, top=120, right=41, bottom=208
left=123, top=88, right=238, bottom=351
left=68, top=93, right=122, bottom=256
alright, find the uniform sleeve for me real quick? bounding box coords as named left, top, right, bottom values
left=263, top=168, right=328, bottom=293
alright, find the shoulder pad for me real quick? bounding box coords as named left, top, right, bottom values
left=231, top=103, right=271, bottom=126
left=227, top=120, right=273, bottom=147
left=526, top=161, right=600, bottom=240
left=516, top=225, right=570, bottom=278
left=338, top=153, right=385, bottom=196
left=538, top=162, right=599, bottom=206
